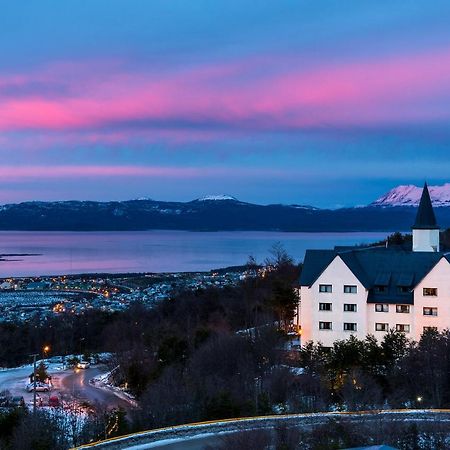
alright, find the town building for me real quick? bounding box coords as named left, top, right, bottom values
left=298, top=183, right=449, bottom=346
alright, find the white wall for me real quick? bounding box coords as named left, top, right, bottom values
left=413, top=257, right=450, bottom=339
left=300, top=255, right=450, bottom=346
left=300, top=256, right=367, bottom=347
left=366, top=303, right=413, bottom=338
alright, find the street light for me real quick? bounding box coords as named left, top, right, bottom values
left=42, top=345, right=51, bottom=360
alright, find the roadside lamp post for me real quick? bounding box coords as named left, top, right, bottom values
left=31, top=353, right=39, bottom=414
left=43, top=345, right=50, bottom=359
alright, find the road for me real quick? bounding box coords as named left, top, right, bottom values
left=59, top=367, right=131, bottom=409
left=0, top=363, right=132, bottom=410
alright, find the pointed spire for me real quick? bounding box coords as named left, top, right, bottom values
left=412, top=182, right=439, bottom=229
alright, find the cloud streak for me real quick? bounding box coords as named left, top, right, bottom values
left=1, top=48, right=450, bottom=141
left=0, top=165, right=291, bottom=182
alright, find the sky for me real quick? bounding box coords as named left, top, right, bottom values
left=1, top=1, right=450, bottom=208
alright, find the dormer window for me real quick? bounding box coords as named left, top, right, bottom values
left=375, top=285, right=386, bottom=293
left=397, top=286, right=410, bottom=294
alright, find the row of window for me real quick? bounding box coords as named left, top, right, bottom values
left=377, top=324, right=438, bottom=333
left=319, top=322, right=357, bottom=331
left=319, top=322, right=412, bottom=333
left=319, top=284, right=357, bottom=294
left=374, top=304, right=438, bottom=316
left=319, top=284, right=438, bottom=297
left=319, top=303, right=357, bottom=312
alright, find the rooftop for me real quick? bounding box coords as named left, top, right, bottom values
left=299, top=245, right=448, bottom=303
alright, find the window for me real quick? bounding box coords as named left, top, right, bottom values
left=423, top=288, right=437, bottom=296
left=423, top=307, right=438, bottom=316
left=344, top=285, right=357, bottom=294
left=396, top=324, right=410, bottom=333
left=423, top=326, right=438, bottom=333
left=319, top=284, right=332, bottom=293
left=396, top=305, right=410, bottom=314
left=398, top=286, right=410, bottom=294
left=319, top=303, right=332, bottom=311
left=344, top=304, right=357, bottom=312
left=319, top=321, right=332, bottom=330
left=344, top=322, right=357, bottom=331
left=375, top=323, right=389, bottom=332
left=375, top=285, right=386, bottom=293
left=375, top=304, right=389, bottom=312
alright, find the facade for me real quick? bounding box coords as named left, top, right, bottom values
left=299, top=183, right=449, bottom=346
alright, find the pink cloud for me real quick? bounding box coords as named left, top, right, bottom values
left=0, top=165, right=288, bottom=181
left=1, top=48, right=450, bottom=139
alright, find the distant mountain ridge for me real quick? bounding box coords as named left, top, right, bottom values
left=373, top=184, right=450, bottom=207
left=0, top=186, right=450, bottom=231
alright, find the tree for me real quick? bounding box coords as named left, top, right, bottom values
left=270, top=281, right=298, bottom=329
left=34, top=361, right=49, bottom=383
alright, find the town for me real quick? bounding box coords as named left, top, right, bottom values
left=0, top=267, right=258, bottom=323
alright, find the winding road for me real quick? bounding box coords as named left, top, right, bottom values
left=0, top=363, right=132, bottom=410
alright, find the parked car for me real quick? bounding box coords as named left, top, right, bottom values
left=26, top=382, right=51, bottom=392
left=77, top=361, right=90, bottom=369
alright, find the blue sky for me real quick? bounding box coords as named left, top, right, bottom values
left=1, top=1, right=450, bottom=207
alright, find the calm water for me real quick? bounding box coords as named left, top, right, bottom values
left=0, top=231, right=389, bottom=277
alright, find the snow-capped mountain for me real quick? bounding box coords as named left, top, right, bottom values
left=372, top=184, right=450, bottom=207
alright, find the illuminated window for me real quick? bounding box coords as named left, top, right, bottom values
left=375, top=323, right=388, bottom=332
left=396, top=305, right=410, bottom=313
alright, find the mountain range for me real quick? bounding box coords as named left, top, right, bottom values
left=1, top=184, right=450, bottom=232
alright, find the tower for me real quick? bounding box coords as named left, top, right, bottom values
left=412, top=182, right=440, bottom=252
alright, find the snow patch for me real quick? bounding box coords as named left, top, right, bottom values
left=196, top=194, right=238, bottom=202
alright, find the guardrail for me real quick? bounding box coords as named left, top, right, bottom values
left=73, top=409, right=450, bottom=449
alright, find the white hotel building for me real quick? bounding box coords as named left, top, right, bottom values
left=298, top=183, right=449, bottom=346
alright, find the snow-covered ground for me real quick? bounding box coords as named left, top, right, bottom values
left=0, top=358, right=131, bottom=410
left=76, top=410, right=450, bottom=449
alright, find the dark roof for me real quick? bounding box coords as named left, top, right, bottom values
left=412, top=182, right=439, bottom=230
left=300, top=250, right=336, bottom=287
left=299, top=245, right=448, bottom=304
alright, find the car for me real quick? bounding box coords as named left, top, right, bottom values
left=77, top=361, right=90, bottom=369
left=26, top=382, right=51, bottom=392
